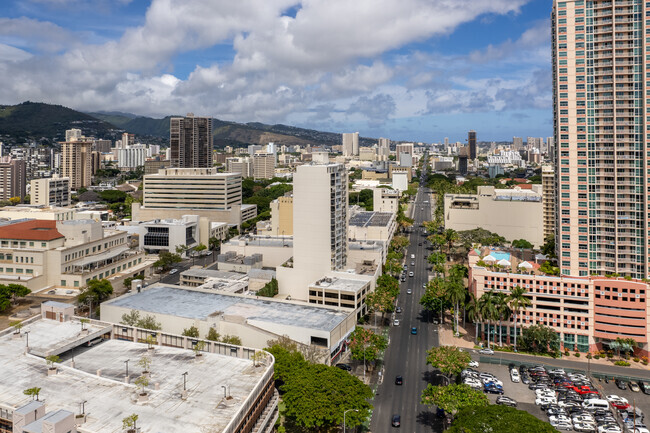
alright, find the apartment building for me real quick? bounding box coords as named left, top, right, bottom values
left=116, top=144, right=147, bottom=170
left=0, top=156, right=26, bottom=201
left=170, top=113, right=213, bottom=168
left=444, top=185, right=545, bottom=247
left=270, top=195, right=293, bottom=236
left=342, top=132, right=359, bottom=157
left=552, top=0, right=648, bottom=278
left=226, top=157, right=253, bottom=177
left=60, top=139, right=92, bottom=190
left=252, top=152, right=276, bottom=180
left=30, top=176, right=70, bottom=207
left=469, top=250, right=650, bottom=356
left=373, top=188, right=400, bottom=213
left=468, top=130, right=477, bottom=160
left=0, top=219, right=148, bottom=290
left=378, top=137, right=390, bottom=161
left=542, top=166, right=555, bottom=242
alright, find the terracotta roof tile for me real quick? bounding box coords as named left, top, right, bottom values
left=0, top=220, right=64, bottom=241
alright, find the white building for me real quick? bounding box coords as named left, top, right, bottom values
left=342, top=132, right=359, bottom=157
left=30, top=176, right=70, bottom=207
left=117, top=144, right=147, bottom=170
left=226, top=157, right=253, bottom=178
left=373, top=188, right=400, bottom=213
left=392, top=172, right=409, bottom=192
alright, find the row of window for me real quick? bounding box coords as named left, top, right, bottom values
left=63, top=237, right=125, bottom=262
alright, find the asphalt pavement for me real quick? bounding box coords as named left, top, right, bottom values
left=371, top=178, right=444, bottom=433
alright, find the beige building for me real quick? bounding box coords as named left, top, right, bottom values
left=373, top=188, right=400, bottom=213
left=359, top=147, right=377, bottom=161
left=270, top=195, right=293, bottom=236
left=253, top=153, right=276, bottom=180
left=0, top=156, right=26, bottom=201
left=226, top=157, right=253, bottom=177
left=0, top=206, right=76, bottom=221
left=389, top=165, right=412, bottom=182
left=542, top=166, right=555, bottom=242
left=221, top=236, right=294, bottom=268
left=60, top=139, right=93, bottom=190
left=342, top=132, right=359, bottom=157
left=30, top=176, right=70, bottom=207
left=444, top=185, right=544, bottom=247
left=395, top=142, right=414, bottom=160
left=348, top=209, right=396, bottom=245
left=551, top=0, right=649, bottom=278
left=308, top=274, right=373, bottom=320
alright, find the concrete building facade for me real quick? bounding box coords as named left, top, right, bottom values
left=170, top=114, right=213, bottom=168
left=342, top=132, right=359, bottom=157
left=0, top=156, right=26, bottom=201
left=270, top=195, right=293, bottom=236
left=60, top=140, right=92, bottom=190
left=253, top=153, right=276, bottom=180
left=226, top=157, right=253, bottom=178
left=30, top=176, right=70, bottom=207
left=542, top=166, right=555, bottom=242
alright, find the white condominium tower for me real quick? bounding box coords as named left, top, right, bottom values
left=552, top=0, right=647, bottom=278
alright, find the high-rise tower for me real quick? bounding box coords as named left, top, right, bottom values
left=468, top=130, right=477, bottom=160
left=170, top=114, right=213, bottom=168
left=552, top=0, right=646, bottom=278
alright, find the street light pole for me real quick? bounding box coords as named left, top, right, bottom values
left=344, top=409, right=359, bottom=433
left=24, top=331, right=30, bottom=349
left=221, top=385, right=227, bottom=398
left=124, top=359, right=129, bottom=378
left=182, top=372, right=188, bottom=391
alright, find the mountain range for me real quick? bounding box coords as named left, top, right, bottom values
left=0, top=101, right=380, bottom=148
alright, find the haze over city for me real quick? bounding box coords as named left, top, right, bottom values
left=0, top=0, right=551, bottom=141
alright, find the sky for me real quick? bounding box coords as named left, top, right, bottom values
left=0, top=0, right=553, bottom=143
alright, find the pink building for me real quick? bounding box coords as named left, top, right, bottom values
left=468, top=250, right=650, bottom=357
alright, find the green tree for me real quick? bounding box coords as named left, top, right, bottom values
left=507, top=286, right=532, bottom=352
left=78, top=279, right=113, bottom=317
left=122, top=414, right=138, bottom=432
left=428, top=251, right=447, bottom=267
left=420, top=277, right=447, bottom=323
left=446, top=267, right=466, bottom=336
left=541, top=234, right=556, bottom=259
left=443, top=228, right=459, bottom=254
left=494, top=292, right=511, bottom=346
left=425, top=346, right=471, bottom=381
left=6, top=283, right=30, bottom=303
left=193, top=243, right=207, bottom=254
left=511, top=239, right=533, bottom=249
left=539, top=260, right=560, bottom=275
left=45, top=355, right=61, bottom=369
left=265, top=344, right=307, bottom=382
left=206, top=328, right=220, bottom=342
left=153, top=251, right=182, bottom=271
left=465, top=293, right=481, bottom=344
left=421, top=383, right=488, bottom=416
left=23, top=387, right=41, bottom=401
left=447, top=405, right=557, bottom=433
left=519, top=323, right=561, bottom=357
left=347, top=327, right=387, bottom=368
left=136, top=315, right=162, bottom=330
left=208, top=236, right=221, bottom=252
left=478, top=291, right=497, bottom=348
left=99, top=189, right=127, bottom=203
left=121, top=310, right=141, bottom=326
left=257, top=278, right=278, bottom=297
left=182, top=326, right=200, bottom=338
left=221, top=335, right=241, bottom=345
left=281, top=363, right=372, bottom=432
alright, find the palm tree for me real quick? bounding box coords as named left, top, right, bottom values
left=495, top=292, right=511, bottom=347
left=478, top=291, right=497, bottom=349
left=466, top=293, right=481, bottom=344
left=446, top=274, right=466, bottom=337
left=507, top=286, right=531, bottom=352
left=443, top=228, right=459, bottom=255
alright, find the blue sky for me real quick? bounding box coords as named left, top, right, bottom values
left=0, top=0, right=552, bottom=143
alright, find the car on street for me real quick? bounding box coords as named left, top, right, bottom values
left=393, top=319, right=399, bottom=326
left=169, top=268, right=179, bottom=274
left=510, top=369, right=520, bottom=383
left=335, top=363, right=352, bottom=371
left=496, top=396, right=517, bottom=407
left=478, top=348, right=494, bottom=355
left=629, top=381, right=641, bottom=393
left=410, top=261, right=415, bottom=266
left=411, top=327, right=417, bottom=335
left=395, top=376, right=403, bottom=385
left=615, top=379, right=628, bottom=390
left=408, top=272, right=414, bottom=277
left=407, top=288, right=412, bottom=294
left=395, top=306, right=402, bottom=313
left=391, top=414, right=401, bottom=427
left=469, top=360, right=479, bottom=368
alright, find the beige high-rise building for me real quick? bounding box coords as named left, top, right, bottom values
left=270, top=195, right=293, bottom=236
left=378, top=137, right=390, bottom=161
left=342, top=132, right=359, bottom=156
left=542, top=166, right=555, bottom=242
left=170, top=114, right=213, bottom=168
left=0, top=156, right=26, bottom=201
left=60, top=139, right=92, bottom=190
left=395, top=143, right=414, bottom=164
left=512, top=137, right=523, bottom=150
left=252, top=152, right=276, bottom=180
left=226, top=157, right=253, bottom=177
left=30, top=175, right=70, bottom=207
left=552, top=0, right=647, bottom=278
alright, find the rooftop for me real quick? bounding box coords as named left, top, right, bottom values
left=310, top=277, right=368, bottom=293
left=349, top=211, right=394, bottom=228
left=181, top=269, right=247, bottom=280
left=104, top=285, right=349, bottom=332
left=0, top=220, right=64, bottom=241
left=0, top=317, right=268, bottom=433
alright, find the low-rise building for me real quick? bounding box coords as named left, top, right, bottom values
left=270, top=195, right=293, bottom=236
left=444, top=185, right=544, bottom=247
left=372, top=188, right=399, bottom=213
left=348, top=209, right=396, bottom=245
left=0, top=205, right=76, bottom=221
left=217, top=251, right=263, bottom=273
left=180, top=268, right=248, bottom=290
left=221, top=236, right=293, bottom=268
left=308, top=274, right=373, bottom=320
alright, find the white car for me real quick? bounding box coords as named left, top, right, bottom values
left=478, top=348, right=494, bottom=355
left=605, top=395, right=628, bottom=404
left=510, top=369, right=520, bottom=383
left=408, top=272, right=414, bottom=277
left=407, top=288, right=412, bottom=294
left=552, top=421, right=573, bottom=431
left=536, top=389, right=555, bottom=397
left=572, top=415, right=595, bottom=424
left=169, top=268, right=179, bottom=274
left=535, top=397, right=557, bottom=406
left=598, top=426, right=622, bottom=433
left=549, top=415, right=571, bottom=424
left=574, top=423, right=597, bottom=433
left=393, top=319, right=399, bottom=326
left=468, top=360, right=479, bottom=368
left=463, top=378, right=483, bottom=389
left=549, top=368, right=566, bottom=375
left=633, top=428, right=650, bottom=433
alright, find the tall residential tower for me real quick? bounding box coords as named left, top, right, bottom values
left=552, top=0, right=646, bottom=278
left=170, top=114, right=213, bottom=168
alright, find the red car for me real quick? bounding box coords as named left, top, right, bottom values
left=566, top=385, right=598, bottom=395
left=610, top=400, right=630, bottom=410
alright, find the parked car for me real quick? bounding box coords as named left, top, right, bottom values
left=335, top=363, right=352, bottom=371
left=574, top=422, right=597, bottom=433
left=510, top=369, right=520, bottom=383
left=484, top=383, right=504, bottom=394
left=478, top=348, right=494, bottom=355
left=641, top=381, right=650, bottom=395
left=630, top=381, right=641, bottom=393
left=395, top=306, right=402, bottom=313
left=169, top=268, right=179, bottom=275
left=615, top=379, right=628, bottom=390
left=468, top=360, right=479, bottom=368
left=551, top=421, right=573, bottom=430
left=496, top=396, right=517, bottom=407
left=597, top=425, right=622, bottom=433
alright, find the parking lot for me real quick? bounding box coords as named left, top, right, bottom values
left=466, top=353, right=650, bottom=431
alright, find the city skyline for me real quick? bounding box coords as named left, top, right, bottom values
left=0, top=0, right=551, bottom=142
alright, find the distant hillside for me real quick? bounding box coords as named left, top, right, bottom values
left=90, top=112, right=377, bottom=148
left=0, top=102, right=120, bottom=142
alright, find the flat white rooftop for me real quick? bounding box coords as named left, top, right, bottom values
left=0, top=318, right=268, bottom=433
left=105, top=285, right=348, bottom=332
left=310, top=277, right=368, bottom=293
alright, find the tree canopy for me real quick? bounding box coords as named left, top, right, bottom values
left=78, top=279, right=113, bottom=311
left=425, top=346, right=471, bottom=378
left=348, top=326, right=388, bottom=364
left=519, top=323, right=561, bottom=357
left=153, top=251, right=182, bottom=271
left=421, top=383, right=488, bottom=415
left=447, top=405, right=557, bottom=433
left=0, top=283, right=31, bottom=312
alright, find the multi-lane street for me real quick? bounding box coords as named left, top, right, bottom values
left=371, top=170, right=444, bottom=433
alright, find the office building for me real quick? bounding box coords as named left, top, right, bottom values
left=65, top=128, right=82, bottom=142
left=552, top=0, right=647, bottom=278
left=468, top=130, right=477, bottom=160
left=270, top=195, right=293, bottom=236
left=542, top=166, right=555, bottom=242
left=458, top=147, right=469, bottom=176
left=30, top=175, right=70, bottom=207
left=60, top=139, right=92, bottom=190
left=93, top=139, right=112, bottom=153
left=170, top=113, right=213, bottom=168
left=395, top=143, right=414, bottom=161
left=373, top=188, right=400, bottom=214
left=144, top=158, right=170, bottom=175
left=117, top=144, right=147, bottom=170
left=512, top=136, right=523, bottom=150
left=378, top=137, right=390, bottom=161
left=444, top=185, right=544, bottom=247
left=469, top=250, right=650, bottom=356
left=0, top=309, right=277, bottom=433
left=226, top=157, right=253, bottom=177
left=253, top=152, right=276, bottom=180
left=342, top=132, right=359, bottom=156
left=0, top=156, right=26, bottom=201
